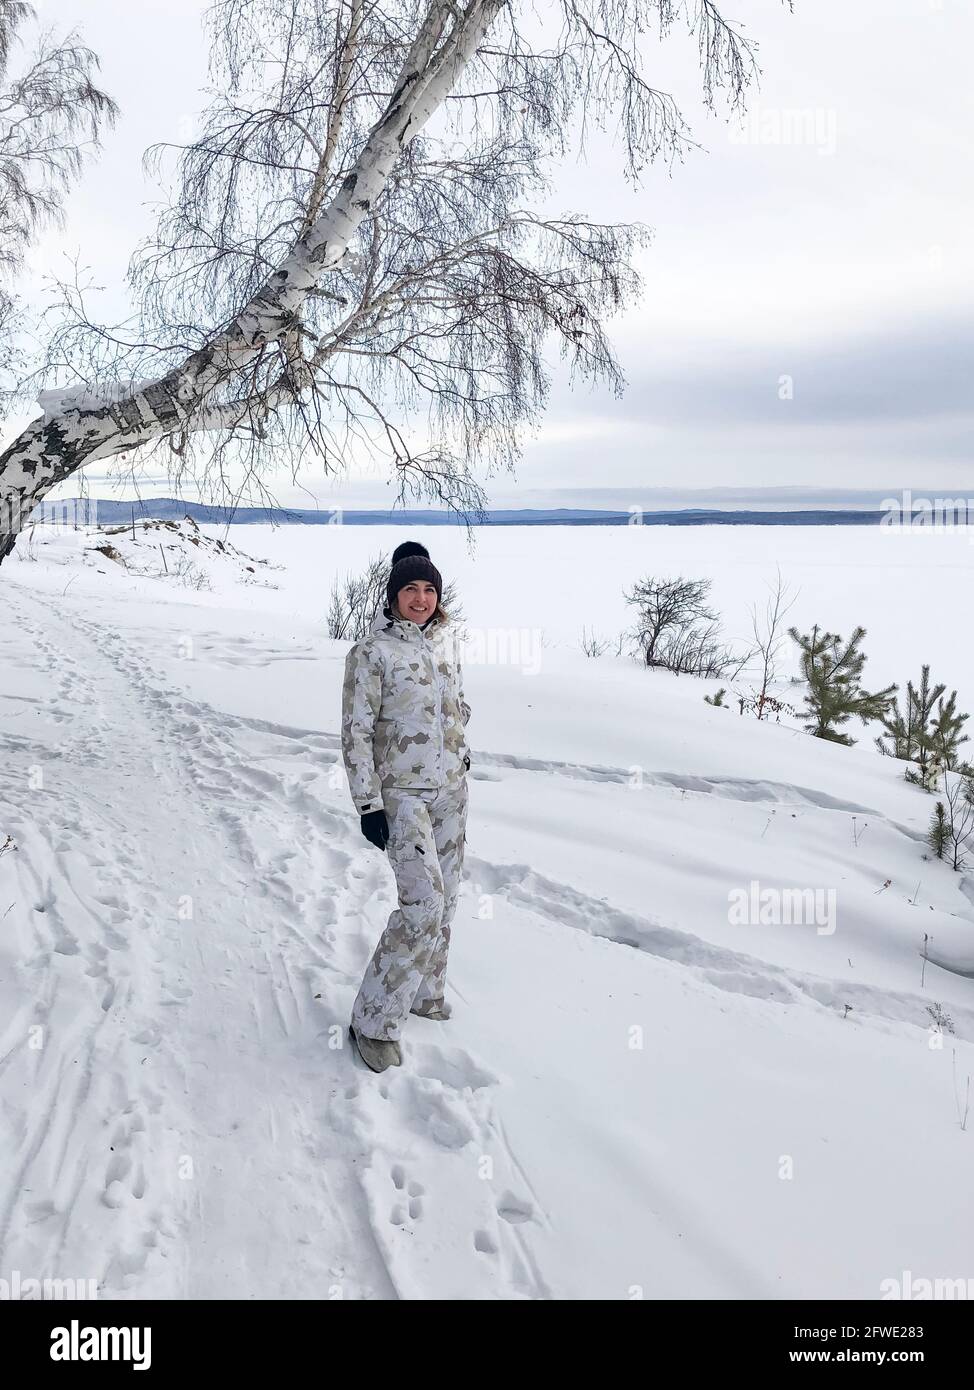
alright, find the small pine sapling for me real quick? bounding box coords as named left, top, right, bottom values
left=788, top=624, right=897, bottom=745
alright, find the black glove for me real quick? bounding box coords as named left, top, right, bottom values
left=360, top=809, right=390, bottom=850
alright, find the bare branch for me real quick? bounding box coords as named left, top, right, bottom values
left=1, top=0, right=784, bottom=561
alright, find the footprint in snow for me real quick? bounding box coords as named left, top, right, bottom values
left=389, top=1164, right=425, bottom=1225
left=158, top=981, right=192, bottom=1005
left=102, top=1108, right=148, bottom=1209
left=496, top=1191, right=534, bottom=1225
left=403, top=1083, right=477, bottom=1151
left=410, top=1044, right=498, bottom=1093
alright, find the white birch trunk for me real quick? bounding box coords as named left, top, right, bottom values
left=0, top=0, right=505, bottom=564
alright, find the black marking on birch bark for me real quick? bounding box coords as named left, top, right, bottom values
left=140, top=379, right=181, bottom=426
left=388, top=71, right=414, bottom=107
left=114, top=397, right=145, bottom=432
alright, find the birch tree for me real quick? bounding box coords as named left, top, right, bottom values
left=0, top=1, right=117, bottom=415
left=0, top=0, right=774, bottom=564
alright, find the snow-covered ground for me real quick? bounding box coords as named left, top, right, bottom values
left=1, top=521, right=973, bottom=1300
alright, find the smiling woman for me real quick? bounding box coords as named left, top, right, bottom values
left=341, top=541, right=472, bottom=1072
left=396, top=579, right=439, bottom=623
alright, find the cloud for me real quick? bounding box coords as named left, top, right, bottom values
left=563, top=312, right=974, bottom=430
left=20, top=0, right=973, bottom=499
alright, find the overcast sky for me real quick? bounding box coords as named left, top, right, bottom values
left=12, top=0, right=974, bottom=506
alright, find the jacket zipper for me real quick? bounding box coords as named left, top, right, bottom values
left=401, top=617, right=445, bottom=779
left=424, top=629, right=445, bottom=775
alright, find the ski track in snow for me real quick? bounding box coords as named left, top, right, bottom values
left=2, top=582, right=971, bottom=1298
left=473, top=748, right=883, bottom=815
left=464, top=855, right=974, bottom=1041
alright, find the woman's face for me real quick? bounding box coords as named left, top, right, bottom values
left=395, top=580, right=438, bottom=623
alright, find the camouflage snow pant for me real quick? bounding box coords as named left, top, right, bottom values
left=351, top=780, right=469, bottom=1043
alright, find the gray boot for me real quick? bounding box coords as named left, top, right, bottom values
left=410, top=999, right=452, bottom=1021
left=349, top=1023, right=402, bottom=1073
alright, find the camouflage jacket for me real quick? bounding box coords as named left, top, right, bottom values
left=341, top=607, right=471, bottom=814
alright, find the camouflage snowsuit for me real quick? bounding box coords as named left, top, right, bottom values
left=342, top=606, right=471, bottom=1042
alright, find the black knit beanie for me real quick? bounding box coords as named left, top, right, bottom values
left=387, top=547, right=442, bottom=612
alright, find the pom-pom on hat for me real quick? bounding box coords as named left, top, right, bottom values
left=390, top=541, right=430, bottom=566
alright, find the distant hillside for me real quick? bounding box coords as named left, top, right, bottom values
left=34, top=498, right=899, bottom=527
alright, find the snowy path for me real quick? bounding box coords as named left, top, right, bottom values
left=3, top=586, right=376, bottom=1295
left=1, top=586, right=548, bottom=1298
left=3, top=564, right=974, bottom=1299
